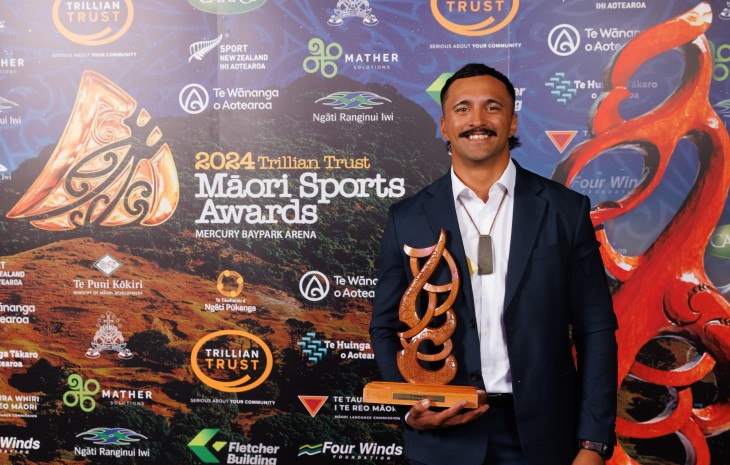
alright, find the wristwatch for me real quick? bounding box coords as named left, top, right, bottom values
left=578, top=439, right=614, bottom=460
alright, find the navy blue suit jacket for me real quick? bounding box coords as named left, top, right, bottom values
left=370, top=162, right=618, bottom=465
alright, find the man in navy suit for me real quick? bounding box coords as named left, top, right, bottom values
left=370, top=63, right=618, bottom=465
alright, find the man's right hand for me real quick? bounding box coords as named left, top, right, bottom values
left=406, top=399, right=489, bottom=430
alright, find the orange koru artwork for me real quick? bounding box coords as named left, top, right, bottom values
left=7, top=70, right=179, bottom=230
left=552, top=3, right=730, bottom=464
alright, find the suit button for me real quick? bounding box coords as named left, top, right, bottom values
left=471, top=372, right=479, bottom=381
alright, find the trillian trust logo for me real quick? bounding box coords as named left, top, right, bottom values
left=431, top=0, right=519, bottom=36
left=52, top=0, right=134, bottom=46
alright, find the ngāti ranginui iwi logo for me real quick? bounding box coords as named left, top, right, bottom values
left=6, top=70, right=179, bottom=231
left=191, top=330, right=273, bottom=393
left=431, top=0, right=519, bottom=36
left=52, top=0, right=134, bottom=46
left=77, top=427, right=147, bottom=446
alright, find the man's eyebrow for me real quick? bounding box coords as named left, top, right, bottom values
left=451, top=97, right=505, bottom=109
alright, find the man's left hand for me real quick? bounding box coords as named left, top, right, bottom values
left=572, top=448, right=606, bottom=465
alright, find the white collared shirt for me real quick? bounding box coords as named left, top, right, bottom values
left=451, top=159, right=515, bottom=394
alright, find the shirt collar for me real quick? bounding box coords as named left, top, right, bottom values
left=451, top=158, right=516, bottom=204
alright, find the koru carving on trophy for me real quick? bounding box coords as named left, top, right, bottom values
left=397, top=229, right=459, bottom=384
left=364, top=229, right=485, bottom=408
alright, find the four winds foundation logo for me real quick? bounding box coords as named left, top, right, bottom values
left=6, top=71, right=179, bottom=230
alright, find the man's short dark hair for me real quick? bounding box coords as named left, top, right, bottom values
left=440, top=63, right=521, bottom=150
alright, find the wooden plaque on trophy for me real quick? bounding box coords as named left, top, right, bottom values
left=363, top=229, right=486, bottom=409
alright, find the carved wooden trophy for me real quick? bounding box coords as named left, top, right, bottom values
left=364, top=229, right=486, bottom=408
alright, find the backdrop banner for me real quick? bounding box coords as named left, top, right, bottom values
left=1, top=1, right=729, bottom=464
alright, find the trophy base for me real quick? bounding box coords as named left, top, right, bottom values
left=363, top=381, right=486, bottom=409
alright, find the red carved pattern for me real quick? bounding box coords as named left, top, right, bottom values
left=553, top=3, right=730, bottom=463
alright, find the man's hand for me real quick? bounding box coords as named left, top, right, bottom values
left=406, top=399, right=489, bottom=430
left=571, top=448, right=606, bottom=465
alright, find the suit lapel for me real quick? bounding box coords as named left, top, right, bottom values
left=505, top=163, right=547, bottom=312
left=421, top=173, right=476, bottom=320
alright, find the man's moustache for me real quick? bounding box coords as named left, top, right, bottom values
left=459, top=128, right=498, bottom=138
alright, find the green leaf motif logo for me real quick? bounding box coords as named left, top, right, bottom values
left=188, top=428, right=228, bottom=463
left=62, top=373, right=100, bottom=412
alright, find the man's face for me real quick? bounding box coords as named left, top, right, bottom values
left=440, top=74, right=517, bottom=167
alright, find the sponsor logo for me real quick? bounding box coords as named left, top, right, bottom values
left=297, top=331, right=373, bottom=363
left=722, top=2, right=730, bottom=20
left=191, top=330, right=274, bottom=392
left=328, top=0, right=378, bottom=26
left=545, top=131, right=577, bottom=153
left=303, top=38, right=343, bottom=78
left=75, top=427, right=150, bottom=458
left=0, top=302, right=35, bottom=325
left=189, top=0, right=267, bottom=15
left=0, top=393, right=39, bottom=418
left=709, top=225, right=730, bottom=259
left=6, top=71, right=178, bottom=230
left=190, top=34, right=224, bottom=62
left=77, top=427, right=147, bottom=446
left=710, top=40, right=730, bottom=82
left=298, top=441, right=403, bottom=459
left=331, top=395, right=398, bottom=421
left=52, top=0, right=134, bottom=46
left=314, top=91, right=393, bottom=124
left=548, top=24, right=580, bottom=56
left=545, top=72, right=577, bottom=105
left=94, top=254, right=122, bottom=276
left=0, top=95, right=18, bottom=112
left=180, top=83, right=210, bottom=114
left=316, top=91, right=390, bottom=110
left=297, top=332, right=329, bottom=364
left=63, top=373, right=100, bottom=412
left=205, top=270, right=257, bottom=313
left=0, top=52, right=24, bottom=74
left=216, top=270, right=244, bottom=297
left=299, top=271, right=330, bottom=301
left=595, top=1, right=647, bottom=9
left=188, top=429, right=280, bottom=464
left=75, top=254, right=144, bottom=297
left=431, top=0, right=519, bottom=36
left=0, top=349, right=38, bottom=368
left=299, top=395, right=328, bottom=417
left=85, top=312, right=133, bottom=359
left=715, top=99, right=730, bottom=117
left=0, top=436, right=40, bottom=454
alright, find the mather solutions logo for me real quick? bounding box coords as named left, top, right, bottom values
left=188, top=428, right=280, bottom=464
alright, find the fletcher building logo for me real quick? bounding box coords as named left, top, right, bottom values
left=188, top=429, right=280, bottom=464
left=431, top=0, right=519, bottom=36
left=191, top=330, right=273, bottom=393
left=52, top=0, right=134, bottom=46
